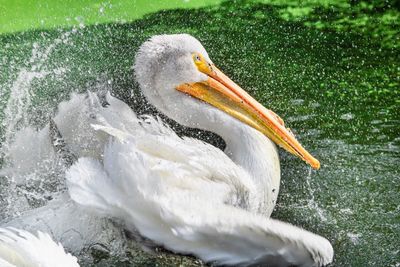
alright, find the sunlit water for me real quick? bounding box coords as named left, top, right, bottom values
left=0, top=2, right=399, bottom=266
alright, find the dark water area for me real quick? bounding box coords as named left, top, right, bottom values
left=0, top=1, right=399, bottom=266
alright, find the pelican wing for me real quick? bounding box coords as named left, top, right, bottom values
left=52, top=91, right=140, bottom=159
left=66, top=127, right=333, bottom=267
left=0, top=227, right=79, bottom=267
left=55, top=90, right=260, bottom=210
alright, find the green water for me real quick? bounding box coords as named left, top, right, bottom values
left=0, top=0, right=399, bottom=266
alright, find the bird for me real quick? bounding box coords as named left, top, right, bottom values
left=0, top=34, right=332, bottom=266
left=0, top=227, right=79, bottom=267
left=61, top=34, right=333, bottom=267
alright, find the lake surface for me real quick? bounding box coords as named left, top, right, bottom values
left=0, top=1, right=399, bottom=266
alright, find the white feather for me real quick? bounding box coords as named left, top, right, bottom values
left=0, top=227, right=79, bottom=267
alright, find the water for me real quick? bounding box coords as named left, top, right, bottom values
left=0, top=1, right=399, bottom=266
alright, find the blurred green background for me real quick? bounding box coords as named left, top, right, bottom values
left=1, top=0, right=398, bottom=49
left=0, top=0, right=223, bottom=34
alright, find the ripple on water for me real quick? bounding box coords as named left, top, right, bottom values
left=346, top=232, right=361, bottom=245
left=340, top=113, right=354, bottom=121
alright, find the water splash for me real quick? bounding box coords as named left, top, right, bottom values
left=1, top=31, right=73, bottom=153
left=0, top=31, right=75, bottom=219
left=0, top=31, right=132, bottom=264
left=304, top=167, right=328, bottom=222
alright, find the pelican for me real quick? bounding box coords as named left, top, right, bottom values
left=0, top=227, right=79, bottom=267
left=1, top=34, right=333, bottom=266
left=63, top=34, right=333, bottom=266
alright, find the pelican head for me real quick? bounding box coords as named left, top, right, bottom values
left=134, top=34, right=320, bottom=169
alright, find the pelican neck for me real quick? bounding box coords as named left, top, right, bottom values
left=205, top=111, right=281, bottom=216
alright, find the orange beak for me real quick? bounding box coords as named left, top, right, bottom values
left=176, top=54, right=320, bottom=170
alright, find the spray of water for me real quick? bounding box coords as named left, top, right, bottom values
left=0, top=30, right=130, bottom=262
left=0, top=31, right=76, bottom=219
left=305, top=168, right=328, bottom=222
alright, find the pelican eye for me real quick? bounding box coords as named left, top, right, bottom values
left=192, top=53, right=213, bottom=75
left=193, top=54, right=201, bottom=62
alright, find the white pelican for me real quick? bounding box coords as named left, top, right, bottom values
left=1, top=34, right=333, bottom=266
left=63, top=34, right=333, bottom=267
left=0, top=227, right=79, bottom=267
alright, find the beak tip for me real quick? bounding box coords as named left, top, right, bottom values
left=311, top=159, right=321, bottom=170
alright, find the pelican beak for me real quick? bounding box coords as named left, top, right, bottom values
left=176, top=54, right=320, bottom=170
